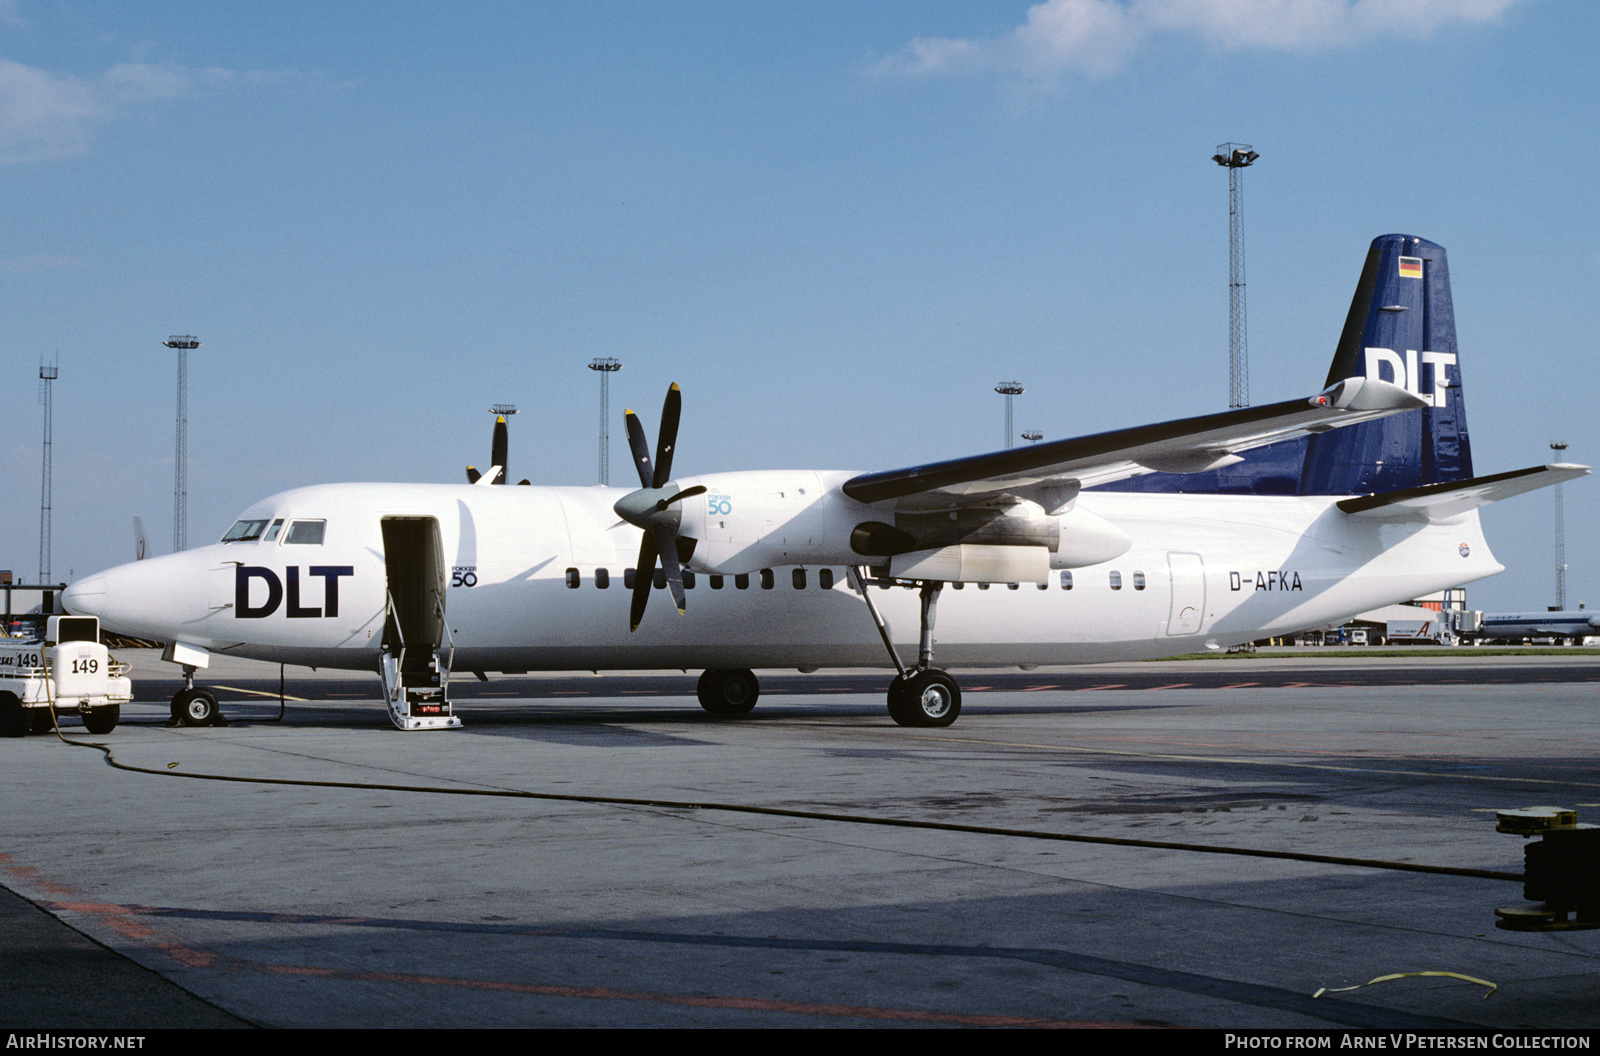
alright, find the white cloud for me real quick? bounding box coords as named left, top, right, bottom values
left=871, top=0, right=1527, bottom=82
left=0, top=57, right=315, bottom=164
left=0, top=253, right=84, bottom=272
left=0, top=59, right=105, bottom=163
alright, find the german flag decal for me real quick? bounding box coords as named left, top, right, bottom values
left=1398, top=256, right=1424, bottom=279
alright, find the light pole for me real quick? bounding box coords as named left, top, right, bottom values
left=588, top=357, right=622, bottom=485
left=995, top=382, right=1024, bottom=449
left=1212, top=143, right=1258, bottom=409
left=164, top=335, right=201, bottom=552
left=1551, top=441, right=1568, bottom=610
left=38, top=356, right=57, bottom=583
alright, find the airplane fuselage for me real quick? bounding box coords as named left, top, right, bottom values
left=66, top=479, right=1503, bottom=673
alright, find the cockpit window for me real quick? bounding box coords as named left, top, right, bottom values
left=284, top=520, right=326, bottom=545
left=221, top=519, right=270, bottom=543
left=264, top=519, right=284, bottom=542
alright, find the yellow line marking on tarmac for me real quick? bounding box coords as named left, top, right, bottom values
left=210, top=684, right=309, bottom=702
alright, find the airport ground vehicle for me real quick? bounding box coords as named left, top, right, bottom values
left=0, top=616, right=131, bottom=736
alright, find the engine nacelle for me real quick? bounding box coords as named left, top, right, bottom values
left=674, top=471, right=1131, bottom=579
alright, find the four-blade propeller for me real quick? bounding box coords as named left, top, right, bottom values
left=613, top=383, right=706, bottom=631
left=466, top=415, right=510, bottom=485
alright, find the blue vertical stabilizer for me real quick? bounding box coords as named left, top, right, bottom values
left=1095, top=233, right=1472, bottom=497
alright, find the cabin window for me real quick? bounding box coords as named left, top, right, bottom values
left=1037, top=581, right=1048, bottom=591
left=1007, top=583, right=1019, bottom=591
left=595, top=568, right=610, bottom=589
left=654, top=568, right=666, bottom=589
left=222, top=519, right=269, bottom=543
left=624, top=569, right=636, bottom=589
left=284, top=520, right=326, bottom=545
left=760, top=569, right=774, bottom=590
left=1133, top=571, right=1146, bottom=591
left=792, top=569, right=806, bottom=589
left=1060, top=571, right=1073, bottom=590
left=978, top=583, right=990, bottom=590
left=952, top=581, right=965, bottom=590
left=265, top=519, right=284, bottom=542
left=735, top=573, right=749, bottom=590
left=710, top=574, right=724, bottom=590
left=683, top=571, right=696, bottom=590
left=565, top=568, right=580, bottom=589
left=818, top=568, right=834, bottom=590
left=1109, top=571, right=1122, bottom=590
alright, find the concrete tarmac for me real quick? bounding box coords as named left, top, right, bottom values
left=2, top=652, right=1597, bottom=1029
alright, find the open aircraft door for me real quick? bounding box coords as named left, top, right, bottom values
left=379, top=516, right=459, bottom=730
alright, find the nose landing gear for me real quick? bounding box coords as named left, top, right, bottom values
left=168, top=665, right=225, bottom=727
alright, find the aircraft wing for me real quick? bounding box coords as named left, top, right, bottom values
left=841, top=376, right=1426, bottom=509
left=1337, top=463, right=1591, bottom=523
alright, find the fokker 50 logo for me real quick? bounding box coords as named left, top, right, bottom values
left=235, top=565, right=354, bottom=618
left=1364, top=347, right=1457, bottom=407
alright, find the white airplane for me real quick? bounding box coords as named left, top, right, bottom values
left=1474, top=609, right=1598, bottom=644
left=62, top=234, right=1588, bottom=731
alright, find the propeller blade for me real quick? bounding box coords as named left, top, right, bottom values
left=652, top=383, right=681, bottom=488
left=655, top=484, right=706, bottom=512
left=620, top=382, right=695, bottom=630
left=653, top=525, right=686, bottom=614
left=491, top=416, right=509, bottom=484
left=629, top=530, right=658, bottom=633
left=466, top=466, right=481, bottom=484
left=624, top=409, right=653, bottom=489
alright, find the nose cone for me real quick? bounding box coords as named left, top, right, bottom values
left=62, top=553, right=209, bottom=641
left=61, top=574, right=107, bottom=618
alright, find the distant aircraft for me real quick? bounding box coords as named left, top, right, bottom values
left=133, top=517, right=148, bottom=561
left=1474, top=609, right=1597, bottom=644
left=63, top=234, right=1588, bottom=731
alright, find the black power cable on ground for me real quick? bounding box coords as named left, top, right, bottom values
left=56, top=731, right=1521, bottom=885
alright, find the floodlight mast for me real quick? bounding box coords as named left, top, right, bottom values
left=1212, top=143, right=1259, bottom=409
left=588, top=357, right=622, bottom=485
left=164, top=336, right=201, bottom=553
left=995, top=382, right=1024, bottom=449
left=1551, top=441, right=1569, bottom=610
left=38, top=356, right=58, bottom=583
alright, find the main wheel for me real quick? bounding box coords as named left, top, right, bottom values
left=82, top=705, right=119, bottom=735
left=697, top=668, right=760, bottom=715
left=886, top=669, right=961, bottom=728
left=0, top=693, right=28, bottom=738
left=172, top=688, right=220, bottom=727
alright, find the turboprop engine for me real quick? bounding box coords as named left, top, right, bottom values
left=670, top=470, right=1131, bottom=581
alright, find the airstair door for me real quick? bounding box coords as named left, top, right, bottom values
left=379, top=516, right=459, bottom=730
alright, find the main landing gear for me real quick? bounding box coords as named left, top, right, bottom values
left=698, top=668, right=759, bottom=715
left=850, top=568, right=962, bottom=728
left=168, top=665, right=225, bottom=728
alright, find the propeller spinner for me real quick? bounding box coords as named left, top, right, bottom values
left=614, top=384, right=706, bottom=631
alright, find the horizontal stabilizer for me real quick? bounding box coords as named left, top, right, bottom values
left=1337, top=464, right=1590, bottom=523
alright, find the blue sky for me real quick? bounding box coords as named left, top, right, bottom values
left=1, top=0, right=1593, bottom=614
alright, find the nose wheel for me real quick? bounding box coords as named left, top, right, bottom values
left=169, top=666, right=226, bottom=727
